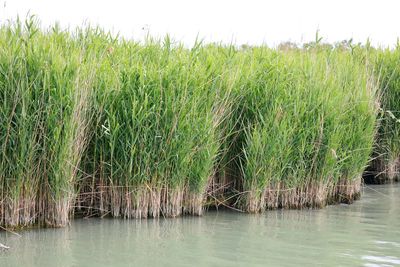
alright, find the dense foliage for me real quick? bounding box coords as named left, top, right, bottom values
left=0, top=19, right=397, bottom=228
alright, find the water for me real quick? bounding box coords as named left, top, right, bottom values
left=1, top=184, right=399, bottom=267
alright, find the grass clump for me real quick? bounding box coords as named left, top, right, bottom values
left=0, top=19, right=93, bottom=227
left=225, top=47, right=378, bottom=211
left=367, top=46, right=400, bottom=183
left=82, top=39, right=230, bottom=218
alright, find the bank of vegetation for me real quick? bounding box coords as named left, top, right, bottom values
left=365, top=48, right=400, bottom=183
left=0, top=19, right=398, bottom=228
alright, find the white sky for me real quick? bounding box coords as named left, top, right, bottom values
left=1, top=0, right=399, bottom=47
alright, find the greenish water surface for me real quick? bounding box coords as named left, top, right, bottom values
left=1, top=184, right=399, bottom=266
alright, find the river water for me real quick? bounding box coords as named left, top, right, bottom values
left=1, top=184, right=399, bottom=267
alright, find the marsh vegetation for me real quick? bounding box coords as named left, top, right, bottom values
left=0, top=18, right=398, bottom=228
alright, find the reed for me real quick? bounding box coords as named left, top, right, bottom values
left=0, top=18, right=93, bottom=227
left=366, top=46, right=400, bottom=183
left=80, top=39, right=231, bottom=218
left=0, top=18, right=390, bottom=228
left=224, top=46, right=378, bottom=211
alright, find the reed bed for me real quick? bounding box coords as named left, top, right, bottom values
left=366, top=46, right=400, bottom=183
left=224, top=46, right=378, bottom=212
left=0, top=19, right=95, bottom=227
left=80, top=40, right=232, bottom=219
left=0, top=18, right=395, bottom=228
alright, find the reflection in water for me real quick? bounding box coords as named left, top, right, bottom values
left=0, top=184, right=399, bottom=267
left=362, top=256, right=400, bottom=265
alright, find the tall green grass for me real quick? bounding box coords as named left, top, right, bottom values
left=80, top=39, right=232, bottom=218
left=0, top=19, right=95, bottom=227
left=225, top=46, right=378, bottom=211
left=0, top=18, right=389, bottom=228
left=368, top=46, right=400, bottom=182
